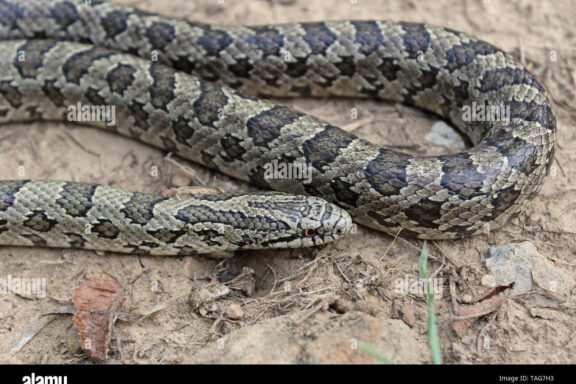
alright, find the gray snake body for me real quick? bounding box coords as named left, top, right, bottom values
left=0, top=0, right=556, bottom=255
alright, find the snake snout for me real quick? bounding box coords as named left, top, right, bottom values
left=300, top=200, right=354, bottom=245
left=328, top=205, right=355, bottom=241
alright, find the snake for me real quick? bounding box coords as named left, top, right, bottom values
left=0, top=0, right=556, bottom=256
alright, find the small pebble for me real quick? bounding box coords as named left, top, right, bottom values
left=400, top=305, right=417, bottom=328
left=189, top=282, right=230, bottom=309
left=481, top=274, right=497, bottom=288
left=330, top=298, right=352, bottom=314
left=461, top=334, right=476, bottom=345
left=425, top=121, right=466, bottom=150
left=171, top=172, right=192, bottom=187
left=226, top=304, right=244, bottom=320
left=461, top=294, right=474, bottom=303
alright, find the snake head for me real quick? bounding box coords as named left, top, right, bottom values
left=217, top=192, right=354, bottom=251
left=294, top=196, right=355, bottom=248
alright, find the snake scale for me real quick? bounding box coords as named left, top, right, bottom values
left=0, top=0, right=556, bottom=255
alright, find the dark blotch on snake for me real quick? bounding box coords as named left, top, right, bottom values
left=301, top=22, right=337, bottom=55
left=285, top=57, right=309, bottom=78
left=62, top=46, right=113, bottom=84
left=228, top=58, right=253, bottom=79
left=334, top=56, right=356, bottom=77
left=365, top=149, right=411, bottom=197
left=91, top=219, right=121, bottom=240
left=246, top=26, right=284, bottom=56
left=352, top=21, right=384, bottom=56
left=302, top=126, right=355, bottom=170
left=247, top=105, right=304, bottom=147
left=146, top=22, right=175, bottom=51
left=0, top=180, right=29, bottom=211
left=22, top=210, right=58, bottom=232
left=85, top=87, right=107, bottom=106
left=0, top=80, right=23, bottom=108
left=64, top=232, right=87, bottom=249
left=56, top=183, right=97, bottom=217
left=489, top=184, right=523, bottom=218
left=100, top=10, right=130, bottom=39
left=439, top=153, right=485, bottom=198
left=220, top=134, right=247, bottom=162
left=507, top=100, right=556, bottom=132
left=195, top=229, right=225, bottom=247
left=14, top=40, right=58, bottom=78
left=0, top=0, right=23, bottom=29
left=171, top=116, right=195, bottom=143
left=120, top=192, right=168, bottom=226
left=106, top=63, right=137, bottom=95
left=128, top=100, right=151, bottom=131
left=376, top=57, right=402, bottom=82
left=149, top=63, right=176, bottom=111
left=403, top=201, right=444, bottom=228
left=192, top=81, right=228, bottom=127
left=42, top=80, right=66, bottom=108
left=444, top=39, right=500, bottom=72
left=489, top=135, right=539, bottom=176
left=21, top=233, right=48, bottom=246
left=148, top=228, right=188, bottom=244
left=51, top=2, right=79, bottom=30
left=330, top=178, right=361, bottom=207
left=400, top=23, right=431, bottom=59
left=479, top=67, right=543, bottom=93
left=196, top=26, right=233, bottom=57
left=402, top=67, right=441, bottom=105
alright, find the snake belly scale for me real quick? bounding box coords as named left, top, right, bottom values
left=0, top=0, right=556, bottom=255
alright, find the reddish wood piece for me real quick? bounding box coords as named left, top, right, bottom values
left=72, top=278, right=122, bottom=361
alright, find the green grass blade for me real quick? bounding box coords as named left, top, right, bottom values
left=358, top=342, right=395, bottom=364
left=419, top=241, right=443, bottom=364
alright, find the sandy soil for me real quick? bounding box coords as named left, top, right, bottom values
left=0, top=0, right=574, bottom=364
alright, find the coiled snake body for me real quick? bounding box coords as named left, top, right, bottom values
left=0, top=0, right=556, bottom=255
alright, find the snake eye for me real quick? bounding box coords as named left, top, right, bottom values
left=303, top=228, right=318, bottom=238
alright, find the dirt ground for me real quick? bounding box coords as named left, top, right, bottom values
left=0, top=0, right=574, bottom=364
